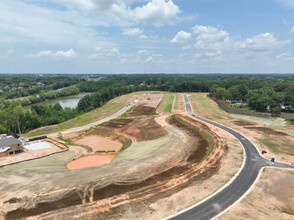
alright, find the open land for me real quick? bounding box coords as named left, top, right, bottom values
left=188, top=93, right=294, bottom=219
left=0, top=93, right=245, bottom=220
left=1, top=92, right=293, bottom=220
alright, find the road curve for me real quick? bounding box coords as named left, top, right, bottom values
left=47, top=92, right=147, bottom=138
left=168, top=94, right=294, bottom=220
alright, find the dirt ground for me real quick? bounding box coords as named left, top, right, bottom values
left=102, top=117, right=168, bottom=142
left=0, top=140, right=63, bottom=166
left=74, top=135, right=123, bottom=152
left=129, top=94, right=163, bottom=116
left=218, top=168, right=294, bottom=220
left=67, top=154, right=116, bottom=170
left=0, top=113, right=239, bottom=220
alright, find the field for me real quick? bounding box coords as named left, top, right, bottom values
left=157, top=94, right=175, bottom=113
left=0, top=93, right=246, bottom=220
left=2, top=92, right=293, bottom=220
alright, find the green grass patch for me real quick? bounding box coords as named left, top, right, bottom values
left=281, top=209, right=294, bottom=216
left=158, top=94, right=175, bottom=113
left=259, top=137, right=294, bottom=156
left=96, top=150, right=115, bottom=153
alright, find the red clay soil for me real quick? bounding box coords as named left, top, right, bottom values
left=4, top=115, right=227, bottom=220
left=102, top=117, right=168, bottom=142
left=104, top=119, right=133, bottom=129
left=128, top=104, right=156, bottom=116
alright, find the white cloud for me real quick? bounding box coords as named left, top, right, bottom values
left=192, top=25, right=230, bottom=50
left=27, top=49, right=76, bottom=60
left=171, top=31, right=191, bottom=43
left=145, top=56, right=153, bottom=62
left=291, top=27, right=294, bottom=32
left=139, top=35, right=148, bottom=39
left=237, top=33, right=284, bottom=52
left=122, top=28, right=143, bottom=36
left=134, top=0, right=181, bottom=27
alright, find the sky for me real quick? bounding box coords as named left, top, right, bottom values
left=1, top=0, right=294, bottom=74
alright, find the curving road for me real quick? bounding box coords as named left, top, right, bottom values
left=48, top=92, right=148, bottom=138
left=168, top=94, right=294, bottom=220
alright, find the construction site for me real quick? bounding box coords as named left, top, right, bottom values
left=0, top=93, right=293, bottom=220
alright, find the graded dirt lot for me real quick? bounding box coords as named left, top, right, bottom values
left=0, top=112, right=238, bottom=220
left=128, top=94, right=163, bottom=116
left=66, top=154, right=116, bottom=170
left=218, top=169, right=294, bottom=220
left=74, top=135, right=123, bottom=152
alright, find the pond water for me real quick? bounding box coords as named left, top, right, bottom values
left=25, top=93, right=90, bottom=109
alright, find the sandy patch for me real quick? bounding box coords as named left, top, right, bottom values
left=218, top=169, right=294, bottom=220
left=66, top=154, right=116, bottom=170
left=74, top=135, right=123, bottom=152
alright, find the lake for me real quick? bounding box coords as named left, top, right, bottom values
left=25, top=93, right=90, bottom=109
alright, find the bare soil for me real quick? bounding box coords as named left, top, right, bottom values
left=218, top=169, right=294, bottom=220
left=244, top=126, right=288, bottom=136
left=2, top=114, right=228, bottom=220
left=74, top=135, right=123, bottom=152
left=102, top=117, right=168, bottom=142
left=66, top=155, right=116, bottom=170
left=129, top=94, right=163, bottom=116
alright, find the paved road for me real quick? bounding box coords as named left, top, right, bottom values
left=168, top=94, right=294, bottom=220
left=48, top=92, right=147, bottom=138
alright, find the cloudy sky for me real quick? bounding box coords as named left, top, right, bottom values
left=1, top=0, right=294, bottom=73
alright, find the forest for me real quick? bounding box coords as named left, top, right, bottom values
left=0, top=74, right=294, bottom=136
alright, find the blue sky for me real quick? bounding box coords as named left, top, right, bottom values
left=1, top=0, right=294, bottom=73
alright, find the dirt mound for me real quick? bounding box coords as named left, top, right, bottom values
left=122, top=117, right=168, bottom=141
left=244, top=126, right=288, bottom=136
left=104, top=119, right=133, bottom=128
left=233, top=120, right=255, bottom=126
left=128, top=104, right=156, bottom=116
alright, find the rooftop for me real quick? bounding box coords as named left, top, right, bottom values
left=0, top=137, right=21, bottom=148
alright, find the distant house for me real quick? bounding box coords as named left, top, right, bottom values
left=0, top=137, right=24, bottom=156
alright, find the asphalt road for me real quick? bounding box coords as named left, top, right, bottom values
left=168, top=94, right=294, bottom=220
left=48, top=92, right=147, bottom=138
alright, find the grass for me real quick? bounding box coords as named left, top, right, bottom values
left=281, top=112, right=294, bottom=125
left=113, top=135, right=172, bottom=162
left=189, top=94, right=227, bottom=119
left=281, top=209, right=294, bottom=216
left=158, top=94, right=175, bottom=113
left=0, top=151, right=77, bottom=173
left=259, top=136, right=294, bottom=156
left=23, top=92, right=145, bottom=137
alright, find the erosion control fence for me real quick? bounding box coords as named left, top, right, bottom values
left=208, top=95, right=268, bottom=118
